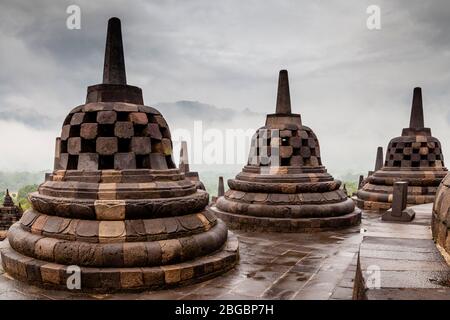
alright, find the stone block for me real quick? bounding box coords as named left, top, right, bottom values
left=114, top=122, right=134, bottom=138
left=145, top=123, right=162, bottom=139
left=94, top=200, right=126, bottom=220
left=97, top=111, right=117, bottom=124
left=161, top=138, right=172, bottom=155
left=68, top=137, right=82, bottom=155
left=114, top=153, right=136, bottom=169
left=131, top=137, right=151, bottom=154
left=128, top=112, right=148, bottom=125
left=78, top=153, right=99, bottom=171
left=80, top=123, right=98, bottom=139
left=280, top=146, right=293, bottom=158
left=96, top=137, right=118, bottom=155
left=70, top=112, right=85, bottom=125
left=61, top=125, right=71, bottom=140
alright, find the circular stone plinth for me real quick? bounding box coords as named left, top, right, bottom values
left=356, top=168, right=447, bottom=212
left=208, top=206, right=361, bottom=233
left=0, top=231, right=238, bottom=293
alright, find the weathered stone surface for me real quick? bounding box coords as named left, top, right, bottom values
left=128, top=112, right=148, bottom=125
left=114, top=122, right=134, bottom=138
left=357, top=88, right=447, bottom=211
left=208, top=70, right=360, bottom=232
left=96, top=137, right=118, bottom=155
left=131, top=137, right=151, bottom=155
left=382, top=182, right=415, bottom=222
left=97, top=111, right=117, bottom=124
left=80, top=123, right=98, bottom=139
left=114, top=153, right=136, bottom=170
left=1, top=17, right=237, bottom=293
left=78, top=153, right=99, bottom=171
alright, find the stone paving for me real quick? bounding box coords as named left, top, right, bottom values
left=0, top=203, right=446, bottom=300
left=353, top=204, right=450, bottom=299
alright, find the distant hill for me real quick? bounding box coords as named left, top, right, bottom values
left=0, top=171, right=47, bottom=192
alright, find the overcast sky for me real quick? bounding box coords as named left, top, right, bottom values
left=1, top=0, right=450, bottom=176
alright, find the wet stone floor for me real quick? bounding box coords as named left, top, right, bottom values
left=0, top=204, right=437, bottom=300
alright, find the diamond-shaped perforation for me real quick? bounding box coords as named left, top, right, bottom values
left=252, top=126, right=322, bottom=167
left=385, top=136, right=445, bottom=168
left=56, top=105, right=174, bottom=170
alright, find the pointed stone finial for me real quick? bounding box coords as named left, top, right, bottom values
left=375, top=146, right=384, bottom=171
left=218, top=176, right=225, bottom=197
left=343, top=184, right=348, bottom=196
left=409, top=87, right=424, bottom=129
left=179, top=141, right=190, bottom=173
left=358, top=175, right=364, bottom=190
left=103, top=17, right=127, bottom=85
left=275, top=70, right=291, bottom=114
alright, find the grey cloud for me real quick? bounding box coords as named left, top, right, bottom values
left=0, top=0, right=450, bottom=174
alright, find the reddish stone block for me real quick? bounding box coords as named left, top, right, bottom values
left=128, top=112, right=148, bottom=125
left=145, top=123, right=162, bottom=140
left=114, top=153, right=136, bottom=169
left=61, top=125, right=71, bottom=140
left=70, top=113, right=85, bottom=125
left=68, top=137, right=82, bottom=155
left=149, top=154, right=168, bottom=170
left=131, top=137, right=151, bottom=155
left=114, top=121, right=134, bottom=138
left=80, top=123, right=98, bottom=139
left=97, top=111, right=117, bottom=124
left=78, top=153, right=99, bottom=171
left=289, top=136, right=302, bottom=148
left=280, top=146, right=293, bottom=158
left=96, top=137, right=118, bottom=155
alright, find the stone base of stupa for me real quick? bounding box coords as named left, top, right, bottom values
left=356, top=167, right=446, bottom=211
left=0, top=223, right=238, bottom=293
left=209, top=206, right=361, bottom=233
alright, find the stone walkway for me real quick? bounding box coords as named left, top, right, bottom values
left=353, top=204, right=450, bottom=299
left=0, top=204, right=446, bottom=300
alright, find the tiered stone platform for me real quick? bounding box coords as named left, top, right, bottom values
left=209, top=70, right=361, bottom=232
left=357, top=88, right=448, bottom=211
left=2, top=203, right=450, bottom=299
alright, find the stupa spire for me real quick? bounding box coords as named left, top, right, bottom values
left=375, top=146, right=384, bottom=171
left=179, top=141, right=190, bottom=173
left=218, top=176, right=225, bottom=197
left=103, top=17, right=127, bottom=85
left=275, top=70, right=291, bottom=114
left=409, top=87, right=424, bottom=129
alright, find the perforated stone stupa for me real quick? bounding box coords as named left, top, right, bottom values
left=0, top=190, right=22, bottom=240
left=356, top=88, right=448, bottom=211
left=208, top=70, right=361, bottom=232
left=0, top=17, right=238, bottom=292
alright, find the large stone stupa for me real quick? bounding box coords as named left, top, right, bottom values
left=0, top=17, right=238, bottom=292
left=208, top=70, right=361, bottom=232
left=356, top=88, right=448, bottom=211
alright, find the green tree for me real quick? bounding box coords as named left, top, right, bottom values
left=17, top=184, right=38, bottom=210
